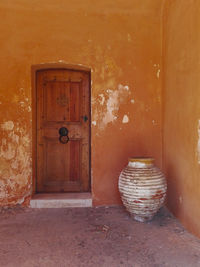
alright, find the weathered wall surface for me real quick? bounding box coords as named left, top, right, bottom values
left=163, top=0, right=200, bottom=237
left=0, top=0, right=163, bottom=206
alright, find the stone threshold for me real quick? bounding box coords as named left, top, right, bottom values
left=30, top=193, right=92, bottom=208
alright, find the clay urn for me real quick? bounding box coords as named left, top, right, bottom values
left=119, top=157, right=167, bottom=222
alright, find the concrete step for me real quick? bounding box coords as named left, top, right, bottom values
left=30, top=193, right=92, bottom=208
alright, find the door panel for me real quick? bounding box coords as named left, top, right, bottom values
left=69, top=140, right=80, bottom=181
left=36, top=69, right=90, bottom=193
left=70, top=83, right=81, bottom=122
left=45, top=81, right=71, bottom=122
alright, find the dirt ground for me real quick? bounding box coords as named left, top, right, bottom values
left=0, top=206, right=200, bottom=267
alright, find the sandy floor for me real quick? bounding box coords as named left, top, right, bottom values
left=0, top=206, right=200, bottom=267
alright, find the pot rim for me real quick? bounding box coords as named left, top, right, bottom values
left=128, top=157, right=154, bottom=164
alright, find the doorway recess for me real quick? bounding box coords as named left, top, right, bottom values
left=31, top=63, right=92, bottom=207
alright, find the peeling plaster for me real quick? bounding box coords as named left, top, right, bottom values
left=0, top=143, right=16, bottom=160
left=11, top=160, right=18, bottom=170
left=122, top=115, right=129, bottom=124
left=1, top=121, right=14, bottom=131
left=19, top=101, right=25, bottom=107
left=92, top=84, right=131, bottom=130
left=0, top=118, right=31, bottom=205
left=102, top=89, right=119, bottom=125
left=98, top=94, right=105, bottom=105
left=153, top=64, right=161, bottom=79
left=157, top=69, right=161, bottom=78
left=104, top=85, right=130, bottom=127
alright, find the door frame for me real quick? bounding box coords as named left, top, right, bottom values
left=31, top=63, right=91, bottom=195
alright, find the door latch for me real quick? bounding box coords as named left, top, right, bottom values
left=82, top=115, right=88, bottom=122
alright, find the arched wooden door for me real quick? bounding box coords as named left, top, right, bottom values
left=36, top=68, right=90, bottom=192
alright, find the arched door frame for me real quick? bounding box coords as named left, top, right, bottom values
left=31, top=63, right=91, bottom=195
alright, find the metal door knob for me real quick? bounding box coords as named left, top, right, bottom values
left=59, top=127, right=69, bottom=144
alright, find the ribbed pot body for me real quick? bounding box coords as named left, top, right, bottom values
left=119, top=158, right=167, bottom=222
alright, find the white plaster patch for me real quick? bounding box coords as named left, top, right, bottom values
left=0, top=143, right=16, bottom=160
left=8, top=132, right=19, bottom=143
left=131, top=99, right=135, bottom=104
left=1, top=121, right=14, bottom=131
left=21, top=136, right=30, bottom=148
left=93, top=84, right=131, bottom=130
left=119, top=84, right=129, bottom=91
left=102, top=89, right=119, bottom=125
left=197, top=119, right=200, bottom=164
left=157, top=69, right=161, bottom=78
left=98, top=94, right=105, bottom=105
left=102, top=85, right=130, bottom=126
left=20, top=101, right=25, bottom=107
left=92, top=121, right=97, bottom=126
left=122, top=115, right=129, bottom=124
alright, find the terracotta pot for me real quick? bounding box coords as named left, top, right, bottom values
left=119, top=158, right=167, bottom=222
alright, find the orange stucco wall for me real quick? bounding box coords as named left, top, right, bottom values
left=163, top=0, right=200, bottom=237
left=0, top=0, right=163, bottom=206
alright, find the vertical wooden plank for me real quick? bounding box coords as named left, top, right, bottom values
left=70, top=82, right=80, bottom=122
left=64, top=138, right=70, bottom=185
left=46, top=139, right=65, bottom=182
left=63, top=81, right=71, bottom=121
left=69, top=140, right=80, bottom=181
left=36, top=71, right=45, bottom=192
left=80, top=72, right=90, bottom=191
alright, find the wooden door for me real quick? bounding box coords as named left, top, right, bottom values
left=36, top=69, right=90, bottom=192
